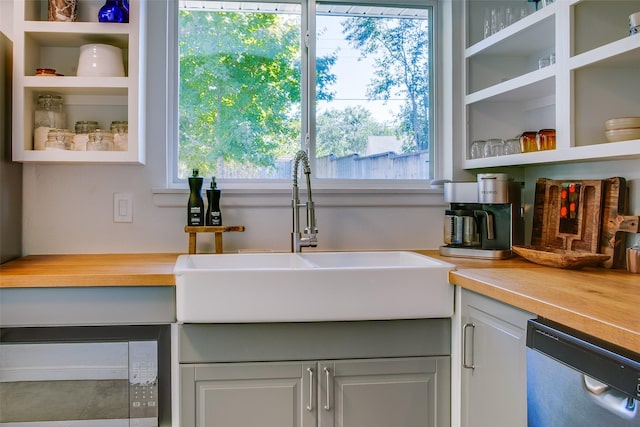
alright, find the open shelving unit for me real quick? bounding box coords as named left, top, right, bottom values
left=463, top=0, right=640, bottom=169
left=12, top=0, right=146, bottom=164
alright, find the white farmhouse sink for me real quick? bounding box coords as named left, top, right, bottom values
left=174, top=251, right=455, bottom=323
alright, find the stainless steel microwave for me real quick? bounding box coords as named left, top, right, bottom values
left=0, top=326, right=167, bottom=427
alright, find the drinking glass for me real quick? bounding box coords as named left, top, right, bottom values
left=497, top=8, right=506, bottom=31
left=483, top=9, right=491, bottom=39
left=505, top=7, right=515, bottom=26
left=490, top=8, right=499, bottom=35
left=483, top=139, right=505, bottom=157
left=470, top=140, right=486, bottom=159
left=519, top=5, right=529, bottom=20
left=504, top=138, right=521, bottom=155
left=538, top=56, right=551, bottom=69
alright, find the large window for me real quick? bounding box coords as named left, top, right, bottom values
left=176, top=0, right=434, bottom=183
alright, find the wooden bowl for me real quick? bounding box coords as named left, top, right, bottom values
left=512, top=245, right=610, bottom=269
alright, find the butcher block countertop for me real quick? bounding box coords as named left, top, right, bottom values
left=430, top=253, right=640, bottom=355
left=1, top=251, right=639, bottom=354
left=0, top=253, right=178, bottom=287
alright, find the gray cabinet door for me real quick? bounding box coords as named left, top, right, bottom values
left=181, top=361, right=316, bottom=427
left=460, top=290, right=534, bottom=427
left=318, top=357, right=450, bottom=427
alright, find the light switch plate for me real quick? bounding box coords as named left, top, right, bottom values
left=114, top=193, right=133, bottom=223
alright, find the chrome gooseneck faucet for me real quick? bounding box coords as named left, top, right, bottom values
left=291, top=150, right=318, bottom=252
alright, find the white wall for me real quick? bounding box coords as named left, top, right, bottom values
left=21, top=161, right=447, bottom=254
left=7, top=0, right=640, bottom=255
left=0, top=1, right=12, bottom=38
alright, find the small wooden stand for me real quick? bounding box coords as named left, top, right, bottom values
left=184, top=226, right=245, bottom=254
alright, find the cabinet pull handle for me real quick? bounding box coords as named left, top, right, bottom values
left=306, top=367, right=314, bottom=411
left=323, top=367, right=331, bottom=411
left=462, top=322, right=476, bottom=370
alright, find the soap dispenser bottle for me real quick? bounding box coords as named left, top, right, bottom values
left=206, top=177, right=222, bottom=226
left=187, top=169, right=204, bottom=226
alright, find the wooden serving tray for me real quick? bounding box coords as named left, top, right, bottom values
left=512, top=245, right=610, bottom=270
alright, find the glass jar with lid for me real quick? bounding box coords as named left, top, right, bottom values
left=45, top=128, right=74, bottom=150
left=110, top=120, right=128, bottom=151
left=73, top=121, right=99, bottom=151
left=87, top=129, right=114, bottom=151
left=34, top=94, right=65, bottom=150
left=536, top=129, right=556, bottom=151
left=519, top=131, right=538, bottom=153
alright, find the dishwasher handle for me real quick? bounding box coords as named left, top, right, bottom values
left=526, top=319, right=640, bottom=400
left=583, top=375, right=638, bottom=420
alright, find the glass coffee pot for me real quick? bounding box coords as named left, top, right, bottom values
left=444, top=209, right=479, bottom=247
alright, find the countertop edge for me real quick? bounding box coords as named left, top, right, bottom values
left=1, top=252, right=638, bottom=355
left=0, top=275, right=175, bottom=288
left=448, top=268, right=640, bottom=355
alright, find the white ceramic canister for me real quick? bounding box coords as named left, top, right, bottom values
left=76, top=44, right=125, bottom=77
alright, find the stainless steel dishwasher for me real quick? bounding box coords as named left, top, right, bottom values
left=526, top=318, right=640, bottom=426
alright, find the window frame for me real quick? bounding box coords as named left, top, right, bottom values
left=166, top=0, right=440, bottom=191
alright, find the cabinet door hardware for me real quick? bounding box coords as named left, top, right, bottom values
left=306, top=367, right=314, bottom=412
left=323, top=366, right=332, bottom=411
left=463, top=322, right=476, bottom=370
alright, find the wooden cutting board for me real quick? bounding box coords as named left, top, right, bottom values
left=532, top=177, right=639, bottom=269
left=532, top=178, right=605, bottom=253
left=599, top=177, right=640, bottom=268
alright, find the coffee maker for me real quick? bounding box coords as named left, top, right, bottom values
left=439, top=173, right=524, bottom=259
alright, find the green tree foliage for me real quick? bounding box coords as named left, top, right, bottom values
left=178, top=8, right=430, bottom=179
left=179, top=10, right=302, bottom=178
left=316, top=55, right=337, bottom=102
left=316, top=106, right=393, bottom=157
left=342, top=16, right=431, bottom=151
left=179, top=10, right=338, bottom=178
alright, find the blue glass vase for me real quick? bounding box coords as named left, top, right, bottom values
left=98, top=0, right=129, bottom=23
